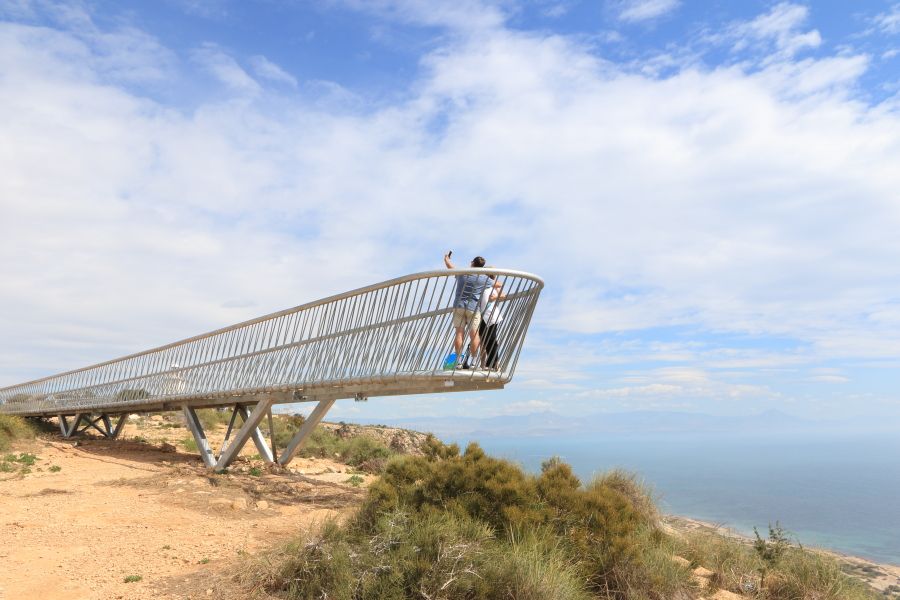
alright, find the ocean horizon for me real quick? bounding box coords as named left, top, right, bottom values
left=438, top=429, right=900, bottom=566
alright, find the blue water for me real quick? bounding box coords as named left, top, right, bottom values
left=445, top=432, right=900, bottom=565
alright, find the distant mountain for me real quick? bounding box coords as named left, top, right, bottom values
left=352, top=409, right=820, bottom=438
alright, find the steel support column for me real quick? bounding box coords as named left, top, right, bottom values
left=182, top=406, right=216, bottom=468
left=58, top=414, right=82, bottom=438
left=278, top=397, right=336, bottom=466
left=182, top=401, right=277, bottom=471
left=235, top=405, right=274, bottom=463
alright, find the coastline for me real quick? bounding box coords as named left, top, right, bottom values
left=663, top=514, right=900, bottom=596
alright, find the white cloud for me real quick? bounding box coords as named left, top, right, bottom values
left=2, top=4, right=900, bottom=420
left=249, top=55, right=298, bottom=88
left=873, top=4, right=900, bottom=35
left=727, top=2, right=822, bottom=61
left=191, top=43, right=260, bottom=94
left=616, top=0, right=680, bottom=23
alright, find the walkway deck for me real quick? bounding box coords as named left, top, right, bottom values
left=0, top=269, right=542, bottom=469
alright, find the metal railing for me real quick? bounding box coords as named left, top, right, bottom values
left=0, top=269, right=543, bottom=417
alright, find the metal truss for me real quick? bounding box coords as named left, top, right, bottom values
left=1, top=268, right=542, bottom=418
left=181, top=397, right=337, bottom=471
left=58, top=413, right=126, bottom=439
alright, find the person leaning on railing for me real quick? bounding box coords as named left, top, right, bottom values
left=443, top=252, right=502, bottom=369
left=478, top=269, right=507, bottom=370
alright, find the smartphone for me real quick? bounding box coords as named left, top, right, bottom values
left=448, top=250, right=453, bottom=257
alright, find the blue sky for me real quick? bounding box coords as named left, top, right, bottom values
left=2, top=0, right=899, bottom=423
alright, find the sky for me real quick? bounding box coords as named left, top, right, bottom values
left=1, top=0, right=899, bottom=424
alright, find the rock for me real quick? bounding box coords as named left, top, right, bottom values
left=150, top=415, right=164, bottom=422
left=231, top=497, right=248, bottom=510
left=693, top=566, right=714, bottom=578
left=256, top=500, right=269, bottom=510
left=209, top=498, right=232, bottom=511
left=672, top=555, right=691, bottom=567
left=206, top=589, right=213, bottom=596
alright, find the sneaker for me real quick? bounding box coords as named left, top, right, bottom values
left=442, top=354, right=458, bottom=370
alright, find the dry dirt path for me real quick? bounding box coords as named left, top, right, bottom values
left=0, top=421, right=372, bottom=600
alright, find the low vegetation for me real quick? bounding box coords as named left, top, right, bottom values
left=241, top=434, right=879, bottom=600
left=270, top=416, right=396, bottom=473
left=678, top=523, right=876, bottom=600
left=0, top=414, right=36, bottom=451
left=241, top=436, right=694, bottom=599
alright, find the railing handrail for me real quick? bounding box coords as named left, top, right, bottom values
left=0, top=268, right=543, bottom=392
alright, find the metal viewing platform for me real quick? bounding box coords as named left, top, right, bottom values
left=0, top=269, right=542, bottom=470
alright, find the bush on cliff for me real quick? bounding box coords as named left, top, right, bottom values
left=243, top=436, right=693, bottom=599
left=679, top=528, right=876, bottom=600
left=0, top=414, right=36, bottom=451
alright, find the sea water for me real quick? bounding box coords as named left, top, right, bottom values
left=445, top=431, right=900, bottom=565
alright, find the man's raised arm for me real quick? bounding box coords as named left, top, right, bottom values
left=444, top=252, right=455, bottom=269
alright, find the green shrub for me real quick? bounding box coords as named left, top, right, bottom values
left=679, top=530, right=762, bottom=593
left=479, top=528, right=593, bottom=600
left=181, top=437, right=198, bottom=452
left=293, top=427, right=396, bottom=473
left=677, top=529, right=877, bottom=600
left=251, top=520, right=356, bottom=600
left=590, top=468, right=659, bottom=526
left=0, top=415, right=36, bottom=451
left=271, top=414, right=305, bottom=448
left=765, top=549, right=875, bottom=600
left=196, top=408, right=234, bottom=430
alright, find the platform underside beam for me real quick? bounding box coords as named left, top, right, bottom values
left=10, top=376, right=506, bottom=419
left=58, top=413, right=126, bottom=439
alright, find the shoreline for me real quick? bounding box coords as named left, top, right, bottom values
left=664, top=514, right=900, bottom=595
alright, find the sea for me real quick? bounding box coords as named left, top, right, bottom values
left=442, top=430, right=900, bottom=565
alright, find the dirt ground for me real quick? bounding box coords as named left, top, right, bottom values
left=0, top=416, right=375, bottom=600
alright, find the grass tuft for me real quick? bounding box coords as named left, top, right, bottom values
left=678, top=529, right=877, bottom=600
left=0, top=415, right=36, bottom=451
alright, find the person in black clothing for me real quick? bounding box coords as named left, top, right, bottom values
left=477, top=271, right=506, bottom=370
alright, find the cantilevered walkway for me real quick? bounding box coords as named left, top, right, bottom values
left=0, top=269, right=542, bottom=470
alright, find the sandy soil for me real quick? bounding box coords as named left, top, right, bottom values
left=0, top=417, right=374, bottom=600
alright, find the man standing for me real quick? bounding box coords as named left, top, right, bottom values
left=444, top=252, right=500, bottom=368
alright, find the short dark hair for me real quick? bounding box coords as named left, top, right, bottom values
left=471, top=256, right=486, bottom=268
